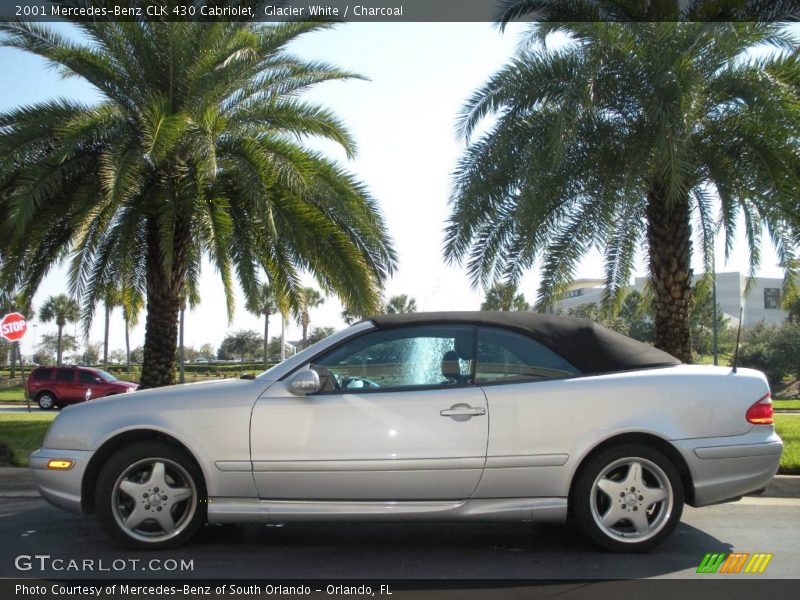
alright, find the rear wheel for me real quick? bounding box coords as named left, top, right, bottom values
left=36, top=392, right=56, bottom=410
left=95, top=441, right=206, bottom=550
left=572, top=444, right=683, bottom=552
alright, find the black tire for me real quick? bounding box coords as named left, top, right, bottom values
left=571, top=443, right=684, bottom=553
left=36, top=392, right=56, bottom=410
left=95, top=441, right=206, bottom=550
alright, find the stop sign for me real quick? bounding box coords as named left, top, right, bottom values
left=0, top=312, right=28, bottom=342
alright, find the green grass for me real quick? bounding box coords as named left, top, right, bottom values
left=774, top=399, right=800, bottom=410
left=0, top=385, right=26, bottom=402
left=775, top=414, right=800, bottom=475
left=694, top=353, right=733, bottom=366
left=0, top=412, right=57, bottom=467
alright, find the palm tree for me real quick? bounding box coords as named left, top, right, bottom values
left=178, top=286, right=199, bottom=384
left=38, top=294, right=80, bottom=365
left=0, top=8, right=396, bottom=388
left=480, top=283, right=530, bottom=312
left=341, top=306, right=361, bottom=325
left=246, top=282, right=277, bottom=368
left=385, top=294, right=418, bottom=314
left=121, top=283, right=144, bottom=373
left=99, top=284, right=121, bottom=370
left=445, top=22, right=799, bottom=362
left=297, top=287, right=324, bottom=348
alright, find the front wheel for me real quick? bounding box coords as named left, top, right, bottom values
left=571, top=444, right=683, bottom=552
left=37, top=392, right=56, bottom=410
left=95, top=441, right=206, bottom=549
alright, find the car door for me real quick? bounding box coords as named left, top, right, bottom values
left=471, top=326, right=582, bottom=499
left=250, top=324, right=488, bottom=500
left=77, top=370, right=104, bottom=400
left=54, top=368, right=80, bottom=403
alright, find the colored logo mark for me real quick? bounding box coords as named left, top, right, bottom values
left=696, top=552, right=773, bottom=574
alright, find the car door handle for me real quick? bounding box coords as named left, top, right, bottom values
left=440, top=404, right=486, bottom=418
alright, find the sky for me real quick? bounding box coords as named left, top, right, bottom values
left=0, top=22, right=787, bottom=357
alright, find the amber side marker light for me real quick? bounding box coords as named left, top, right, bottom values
left=47, top=459, right=74, bottom=470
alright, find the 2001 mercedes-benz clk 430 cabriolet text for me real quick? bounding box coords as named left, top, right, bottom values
left=30, top=312, right=783, bottom=552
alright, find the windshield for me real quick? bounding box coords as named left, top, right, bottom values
left=97, top=370, right=117, bottom=382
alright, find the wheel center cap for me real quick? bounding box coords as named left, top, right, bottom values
left=148, top=493, right=162, bottom=506
left=625, top=493, right=638, bottom=505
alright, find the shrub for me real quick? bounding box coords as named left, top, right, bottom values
left=735, top=322, right=800, bottom=389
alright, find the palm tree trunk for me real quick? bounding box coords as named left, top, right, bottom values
left=140, top=281, right=179, bottom=388
left=124, top=318, right=131, bottom=373
left=264, top=313, right=269, bottom=369
left=103, top=303, right=110, bottom=369
left=57, top=324, right=64, bottom=365
left=139, top=218, right=186, bottom=389
left=280, top=316, right=286, bottom=361
left=179, top=306, right=185, bottom=384
left=646, top=187, right=693, bottom=363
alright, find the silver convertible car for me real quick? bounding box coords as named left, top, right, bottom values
left=30, top=312, right=782, bottom=552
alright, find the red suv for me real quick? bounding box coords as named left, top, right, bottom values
left=26, top=366, right=138, bottom=410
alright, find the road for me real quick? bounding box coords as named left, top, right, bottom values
left=0, top=494, right=797, bottom=580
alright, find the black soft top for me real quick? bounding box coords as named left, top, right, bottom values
left=368, top=311, right=680, bottom=375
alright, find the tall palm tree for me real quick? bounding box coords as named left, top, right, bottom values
left=480, top=283, right=530, bottom=312
left=121, top=283, right=144, bottom=373
left=246, top=282, right=277, bottom=368
left=99, top=284, right=121, bottom=370
left=38, top=294, right=80, bottom=365
left=385, top=294, right=417, bottom=314
left=297, top=287, right=324, bottom=348
left=178, top=285, right=199, bottom=383
left=0, top=6, right=396, bottom=388
left=445, top=22, right=799, bottom=361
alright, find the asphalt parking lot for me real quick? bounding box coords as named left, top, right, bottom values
left=0, top=489, right=797, bottom=580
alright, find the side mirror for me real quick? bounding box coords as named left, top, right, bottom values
left=287, top=369, right=321, bottom=396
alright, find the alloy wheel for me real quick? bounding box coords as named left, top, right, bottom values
left=588, top=457, right=674, bottom=543
left=111, top=458, right=197, bottom=544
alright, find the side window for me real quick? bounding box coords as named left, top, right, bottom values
left=475, top=327, right=580, bottom=383
left=312, top=325, right=476, bottom=392
left=32, top=369, right=52, bottom=381
left=79, top=371, right=100, bottom=384
left=55, top=369, right=75, bottom=382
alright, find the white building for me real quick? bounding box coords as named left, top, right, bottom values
left=558, top=272, right=788, bottom=328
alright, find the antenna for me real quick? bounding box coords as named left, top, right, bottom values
left=732, top=306, right=744, bottom=373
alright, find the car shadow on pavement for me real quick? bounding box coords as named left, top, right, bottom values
left=0, top=500, right=733, bottom=580
left=184, top=520, right=732, bottom=579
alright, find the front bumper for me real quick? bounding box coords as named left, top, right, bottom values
left=29, top=448, right=94, bottom=514
left=675, top=429, right=783, bottom=507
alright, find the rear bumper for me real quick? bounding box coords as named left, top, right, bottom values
left=675, top=429, right=783, bottom=507
left=29, top=448, right=94, bottom=514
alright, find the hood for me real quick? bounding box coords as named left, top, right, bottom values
left=45, top=377, right=275, bottom=451
left=111, top=380, right=139, bottom=389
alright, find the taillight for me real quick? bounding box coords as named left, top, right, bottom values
left=746, top=393, right=773, bottom=425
